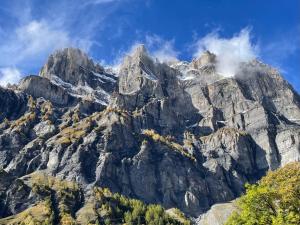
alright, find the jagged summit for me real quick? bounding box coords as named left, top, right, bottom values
left=120, top=45, right=152, bottom=69
left=131, top=44, right=148, bottom=58
left=50, top=47, right=91, bottom=65
left=39, top=47, right=105, bottom=86
left=18, top=47, right=117, bottom=107
left=192, top=50, right=216, bottom=69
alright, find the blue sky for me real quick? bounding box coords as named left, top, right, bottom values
left=0, top=0, right=299, bottom=91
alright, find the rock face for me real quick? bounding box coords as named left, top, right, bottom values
left=19, top=75, right=75, bottom=106
left=0, top=87, right=28, bottom=121
left=0, top=46, right=299, bottom=221
left=196, top=201, right=237, bottom=225
left=20, top=48, right=117, bottom=108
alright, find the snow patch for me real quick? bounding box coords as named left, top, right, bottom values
left=50, top=75, right=74, bottom=89
left=178, top=74, right=196, bottom=81
left=92, top=71, right=116, bottom=83
left=50, top=76, right=110, bottom=105
left=186, top=123, right=199, bottom=128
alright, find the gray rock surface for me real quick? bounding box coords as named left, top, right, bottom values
left=0, top=46, right=299, bottom=220
left=196, top=201, right=237, bottom=225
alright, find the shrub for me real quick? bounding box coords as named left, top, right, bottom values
left=105, top=107, right=129, bottom=118
left=10, top=112, right=36, bottom=130
left=142, top=129, right=196, bottom=161
left=41, top=101, right=54, bottom=122
left=57, top=118, right=93, bottom=144
left=145, top=204, right=165, bottom=224
left=225, top=162, right=300, bottom=225
left=93, top=187, right=188, bottom=224
left=28, top=95, right=37, bottom=111
left=0, top=174, right=190, bottom=225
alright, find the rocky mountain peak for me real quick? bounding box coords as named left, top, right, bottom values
left=39, top=47, right=104, bottom=86
left=132, top=44, right=148, bottom=58
left=120, top=44, right=150, bottom=69
left=118, top=44, right=160, bottom=95
left=192, top=50, right=216, bottom=69
left=55, top=48, right=90, bottom=65
left=18, top=48, right=117, bottom=107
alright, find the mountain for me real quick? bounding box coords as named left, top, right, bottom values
left=0, top=46, right=299, bottom=224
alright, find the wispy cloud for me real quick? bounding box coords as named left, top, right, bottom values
left=193, top=28, right=259, bottom=77
left=1, top=20, right=72, bottom=65
left=85, top=0, right=120, bottom=5
left=146, top=34, right=179, bottom=63
left=260, top=26, right=300, bottom=91
left=0, top=19, right=91, bottom=85
left=0, top=0, right=124, bottom=84
left=0, top=67, right=22, bottom=87
left=261, top=27, right=300, bottom=69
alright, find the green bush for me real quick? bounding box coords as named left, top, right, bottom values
left=142, top=129, right=196, bottom=161
left=225, top=162, right=300, bottom=225
left=93, top=187, right=189, bottom=224
left=0, top=174, right=190, bottom=225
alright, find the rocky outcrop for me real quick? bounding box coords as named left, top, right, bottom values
left=196, top=201, right=237, bottom=225
left=40, top=48, right=117, bottom=93
left=0, top=46, right=299, bottom=222
left=191, top=51, right=216, bottom=69
left=19, top=48, right=118, bottom=108
left=19, top=75, right=75, bottom=106
left=275, top=126, right=300, bottom=166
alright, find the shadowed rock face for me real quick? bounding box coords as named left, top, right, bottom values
left=0, top=87, right=28, bottom=121
left=0, top=46, right=299, bottom=219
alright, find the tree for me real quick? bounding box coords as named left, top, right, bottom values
left=124, top=211, right=134, bottom=225
left=145, top=205, right=165, bottom=224
left=225, top=162, right=300, bottom=225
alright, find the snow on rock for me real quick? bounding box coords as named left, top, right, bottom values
left=92, top=71, right=117, bottom=83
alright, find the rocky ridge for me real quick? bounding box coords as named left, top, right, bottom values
left=0, top=46, right=299, bottom=223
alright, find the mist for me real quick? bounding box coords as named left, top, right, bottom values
left=194, top=28, right=259, bottom=77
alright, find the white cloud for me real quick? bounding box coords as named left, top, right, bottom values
left=146, top=35, right=179, bottom=63
left=262, top=27, right=300, bottom=70
left=0, top=67, right=22, bottom=86
left=0, top=0, right=123, bottom=78
left=0, top=20, right=92, bottom=70
left=15, top=20, right=71, bottom=61
left=193, top=28, right=259, bottom=77
left=151, top=41, right=179, bottom=63
left=86, top=0, right=120, bottom=5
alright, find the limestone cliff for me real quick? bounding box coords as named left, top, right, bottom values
left=0, top=46, right=299, bottom=223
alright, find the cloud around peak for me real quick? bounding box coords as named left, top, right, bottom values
left=193, top=28, right=259, bottom=77
left=145, top=35, right=179, bottom=63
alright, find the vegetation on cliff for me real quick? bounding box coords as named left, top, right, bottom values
left=0, top=172, right=190, bottom=225
left=225, top=162, right=300, bottom=225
